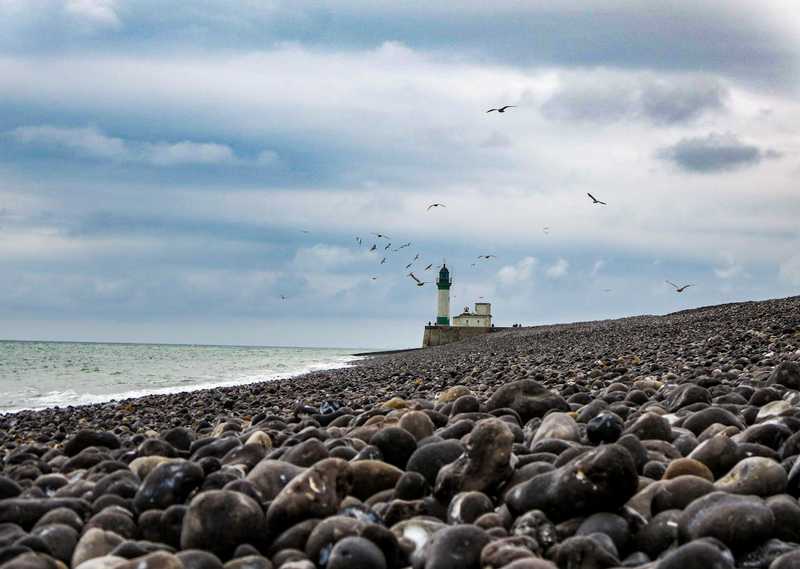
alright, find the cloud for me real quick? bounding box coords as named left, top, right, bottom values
left=142, top=141, right=234, bottom=166
left=713, top=252, right=744, bottom=279
left=545, top=258, right=569, bottom=279
left=292, top=244, right=367, bottom=271
left=657, top=132, right=778, bottom=173
left=779, top=255, right=800, bottom=286
left=497, top=257, right=537, bottom=286
left=8, top=124, right=265, bottom=167
left=11, top=125, right=127, bottom=159
left=65, top=0, right=121, bottom=29
left=541, top=72, right=727, bottom=124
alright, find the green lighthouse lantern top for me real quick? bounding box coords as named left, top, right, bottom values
left=437, top=264, right=452, bottom=290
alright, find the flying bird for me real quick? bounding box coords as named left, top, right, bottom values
left=384, top=243, right=391, bottom=250
left=369, top=244, right=377, bottom=252
left=280, top=295, right=287, bottom=300
left=587, top=193, right=607, bottom=205
left=405, top=262, right=414, bottom=269
left=370, top=276, right=378, bottom=280
left=427, top=203, right=446, bottom=211
left=372, top=233, right=391, bottom=239
left=399, top=242, right=411, bottom=249
left=478, top=255, right=496, bottom=260
left=355, top=237, right=362, bottom=246
left=413, top=253, right=420, bottom=261
left=666, top=281, right=694, bottom=293
left=424, top=264, right=433, bottom=271
left=408, top=273, right=421, bottom=283
left=416, top=281, right=428, bottom=287
left=300, top=229, right=311, bottom=234
left=380, top=257, right=386, bottom=264
left=487, top=105, right=516, bottom=113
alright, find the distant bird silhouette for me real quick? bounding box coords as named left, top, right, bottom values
left=427, top=203, right=446, bottom=211
left=369, top=244, right=377, bottom=252
left=280, top=295, right=287, bottom=300
left=408, top=272, right=421, bottom=283
left=478, top=255, right=496, bottom=260
left=405, top=262, right=413, bottom=269
left=371, top=276, right=378, bottom=280
left=384, top=243, right=391, bottom=250
left=587, top=193, right=607, bottom=205
left=300, top=229, right=311, bottom=234
left=399, top=242, right=411, bottom=249
left=424, top=263, right=433, bottom=271
left=416, top=281, right=428, bottom=287
left=413, top=253, right=420, bottom=261
left=380, top=257, right=386, bottom=264
left=666, top=281, right=694, bottom=293
left=487, top=105, right=516, bottom=113
left=355, top=237, right=362, bottom=246
left=372, top=233, right=391, bottom=239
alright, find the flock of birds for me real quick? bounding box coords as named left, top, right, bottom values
left=278, top=105, right=695, bottom=301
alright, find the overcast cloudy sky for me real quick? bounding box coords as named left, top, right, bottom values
left=1, top=1, right=799, bottom=349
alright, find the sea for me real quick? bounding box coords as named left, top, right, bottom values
left=0, top=340, right=365, bottom=414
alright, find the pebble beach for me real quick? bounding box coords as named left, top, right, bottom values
left=3, top=295, right=800, bottom=569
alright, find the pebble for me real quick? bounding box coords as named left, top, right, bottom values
left=2, top=296, right=800, bottom=568
left=181, top=490, right=266, bottom=560
left=506, top=444, right=638, bottom=521
left=678, top=491, right=774, bottom=552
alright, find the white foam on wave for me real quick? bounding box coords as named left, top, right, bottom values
left=2, top=355, right=362, bottom=414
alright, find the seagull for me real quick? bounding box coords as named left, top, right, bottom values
left=587, top=193, right=607, bottom=206
left=424, top=263, right=433, bottom=271
left=372, top=233, right=391, bottom=239
left=408, top=273, right=421, bottom=283
left=413, top=253, right=420, bottom=261
left=427, top=203, right=446, bottom=211
left=355, top=237, right=362, bottom=246
left=405, top=262, right=414, bottom=269
left=478, top=255, right=496, bottom=260
left=380, top=257, right=386, bottom=264
left=369, top=244, right=377, bottom=252
left=487, top=105, right=516, bottom=113
left=384, top=243, right=391, bottom=250
left=666, top=281, right=694, bottom=293
left=415, top=281, right=428, bottom=287
left=399, top=242, right=411, bottom=249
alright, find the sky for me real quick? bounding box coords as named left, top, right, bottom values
left=1, top=0, right=799, bottom=349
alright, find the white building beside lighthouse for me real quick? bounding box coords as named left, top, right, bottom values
left=453, top=302, right=492, bottom=327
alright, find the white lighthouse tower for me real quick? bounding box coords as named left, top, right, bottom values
left=436, top=264, right=452, bottom=325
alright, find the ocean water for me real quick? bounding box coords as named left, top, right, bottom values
left=0, top=340, right=364, bottom=413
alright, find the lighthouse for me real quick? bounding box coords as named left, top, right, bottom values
left=436, top=264, right=452, bottom=325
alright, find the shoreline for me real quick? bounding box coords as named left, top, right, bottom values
left=3, top=294, right=797, bottom=442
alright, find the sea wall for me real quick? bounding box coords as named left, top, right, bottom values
left=422, top=325, right=499, bottom=347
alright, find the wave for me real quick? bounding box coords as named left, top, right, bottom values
left=1, top=355, right=362, bottom=414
